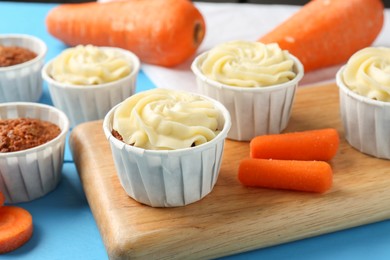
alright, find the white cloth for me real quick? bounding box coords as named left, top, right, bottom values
left=98, top=1, right=389, bottom=91
left=141, top=2, right=390, bottom=92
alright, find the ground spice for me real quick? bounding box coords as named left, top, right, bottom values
left=0, top=118, right=61, bottom=153
left=0, top=46, right=37, bottom=67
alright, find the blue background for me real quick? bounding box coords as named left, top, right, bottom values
left=1, top=2, right=389, bottom=259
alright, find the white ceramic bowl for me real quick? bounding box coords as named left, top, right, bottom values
left=191, top=52, right=304, bottom=141
left=103, top=92, right=231, bottom=207
left=42, top=47, right=140, bottom=128
left=0, top=102, right=69, bottom=203
left=336, top=66, right=390, bottom=160
left=0, top=34, right=47, bottom=102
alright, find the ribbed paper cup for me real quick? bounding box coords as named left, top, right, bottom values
left=42, top=47, right=140, bottom=128
left=191, top=52, right=304, bottom=141
left=0, top=102, right=69, bottom=203
left=0, top=34, right=47, bottom=102
left=103, top=94, right=231, bottom=207
left=336, top=66, right=390, bottom=160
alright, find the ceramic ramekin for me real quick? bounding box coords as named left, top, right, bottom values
left=103, top=92, right=231, bottom=207
left=191, top=52, right=304, bottom=141
left=0, top=34, right=47, bottom=102
left=336, top=66, right=390, bottom=160
left=0, top=102, right=69, bottom=203
left=42, top=47, right=140, bottom=128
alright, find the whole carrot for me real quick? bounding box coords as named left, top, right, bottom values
left=250, top=128, right=339, bottom=161
left=46, top=0, right=205, bottom=67
left=238, top=158, right=332, bottom=193
left=259, top=0, right=384, bottom=71
left=0, top=192, right=4, bottom=207
left=0, top=206, right=33, bottom=254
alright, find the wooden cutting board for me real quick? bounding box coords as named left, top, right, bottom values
left=70, top=83, right=390, bottom=260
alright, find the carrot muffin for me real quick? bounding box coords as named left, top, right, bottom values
left=337, top=46, right=390, bottom=159
left=42, top=45, right=140, bottom=127
left=191, top=40, right=304, bottom=141
left=103, top=88, right=231, bottom=207
left=48, top=45, right=132, bottom=85
left=112, top=88, right=221, bottom=150
left=200, top=41, right=297, bottom=87
left=0, top=118, right=60, bottom=153
left=342, top=47, right=390, bottom=101
left=0, top=45, right=37, bottom=67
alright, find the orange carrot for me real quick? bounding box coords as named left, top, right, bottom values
left=0, top=192, right=4, bottom=207
left=259, top=0, right=384, bottom=72
left=250, top=128, right=339, bottom=161
left=46, top=0, right=206, bottom=67
left=0, top=206, right=33, bottom=254
left=238, top=158, right=332, bottom=193
left=0, top=194, right=5, bottom=207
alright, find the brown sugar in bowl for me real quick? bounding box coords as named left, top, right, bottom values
left=0, top=118, right=61, bottom=153
left=0, top=34, right=47, bottom=103
left=0, top=45, right=37, bottom=67
left=0, top=102, right=69, bottom=203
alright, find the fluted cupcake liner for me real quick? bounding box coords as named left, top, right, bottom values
left=0, top=34, right=47, bottom=102
left=337, top=67, right=390, bottom=160
left=191, top=52, right=304, bottom=141
left=42, top=47, right=140, bottom=128
left=103, top=95, right=231, bottom=207
left=0, top=102, right=69, bottom=203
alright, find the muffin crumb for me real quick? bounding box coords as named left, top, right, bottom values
left=111, top=129, right=123, bottom=141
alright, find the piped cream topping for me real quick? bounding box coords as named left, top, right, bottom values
left=113, top=88, right=221, bottom=150
left=200, top=41, right=296, bottom=87
left=343, top=47, right=390, bottom=102
left=50, top=45, right=131, bottom=85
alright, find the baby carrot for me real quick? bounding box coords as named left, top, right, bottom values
left=0, top=206, right=33, bottom=254
left=250, top=128, right=339, bottom=161
left=259, top=0, right=384, bottom=71
left=238, top=159, right=332, bottom=193
left=46, top=0, right=205, bottom=67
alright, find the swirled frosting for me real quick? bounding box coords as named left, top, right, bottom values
left=113, top=88, right=221, bottom=150
left=50, top=45, right=131, bottom=85
left=200, top=41, right=296, bottom=87
left=342, top=47, right=390, bottom=102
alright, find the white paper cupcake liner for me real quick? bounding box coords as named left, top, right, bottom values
left=0, top=102, right=69, bottom=203
left=0, top=34, right=47, bottom=102
left=191, top=52, right=304, bottom=141
left=337, top=67, right=390, bottom=160
left=42, top=47, right=140, bottom=128
left=103, top=94, right=231, bottom=207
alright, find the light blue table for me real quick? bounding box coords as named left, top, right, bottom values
left=1, top=2, right=390, bottom=259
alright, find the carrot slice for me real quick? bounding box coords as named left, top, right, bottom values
left=250, top=128, right=339, bottom=161
left=238, top=158, right=333, bottom=193
left=259, top=0, right=384, bottom=71
left=0, top=206, right=33, bottom=254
